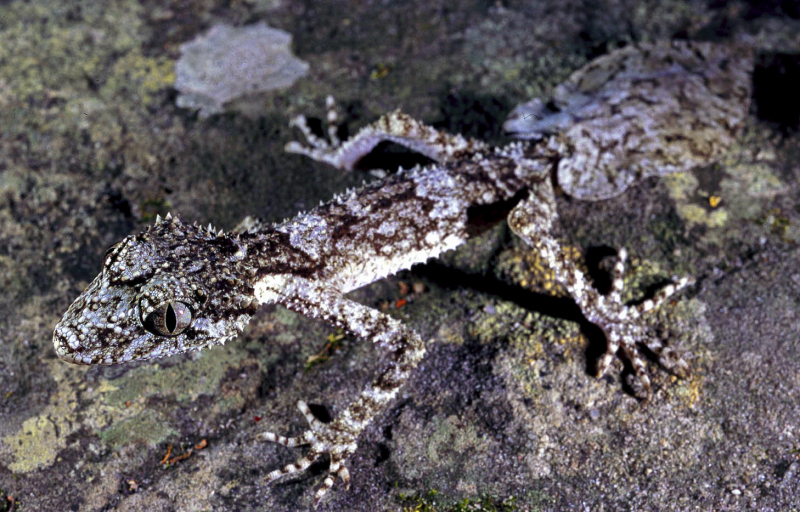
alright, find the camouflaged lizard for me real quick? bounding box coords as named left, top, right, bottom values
left=53, top=40, right=753, bottom=506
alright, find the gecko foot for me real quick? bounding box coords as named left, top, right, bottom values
left=593, top=248, right=694, bottom=397
left=262, top=400, right=358, bottom=507
left=507, top=192, right=693, bottom=399
left=284, top=95, right=346, bottom=167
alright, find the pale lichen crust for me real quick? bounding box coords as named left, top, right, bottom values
left=174, top=22, right=310, bottom=117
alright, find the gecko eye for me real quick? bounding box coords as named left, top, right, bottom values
left=144, top=301, right=192, bottom=336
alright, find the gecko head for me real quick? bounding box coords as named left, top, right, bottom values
left=53, top=214, right=258, bottom=365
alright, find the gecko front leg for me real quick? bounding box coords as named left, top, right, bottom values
left=255, top=276, right=425, bottom=506
left=506, top=177, right=692, bottom=396
left=285, top=96, right=488, bottom=171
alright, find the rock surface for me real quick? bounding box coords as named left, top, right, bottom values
left=0, top=0, right=799, bottom=511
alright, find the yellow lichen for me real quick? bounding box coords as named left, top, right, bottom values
left=104, top=50, right=175, bottom=106
left=6, top=360, right=84, bottom=472
left=6, top=346, right=248, bottom=472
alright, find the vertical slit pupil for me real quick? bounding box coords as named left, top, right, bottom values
left=165, top=303, right=177, bottom=333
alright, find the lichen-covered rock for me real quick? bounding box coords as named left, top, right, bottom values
left=175, top=23, right=309, bottom=117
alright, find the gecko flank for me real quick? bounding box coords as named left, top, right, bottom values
left=53, top=40, right=753, bottom=506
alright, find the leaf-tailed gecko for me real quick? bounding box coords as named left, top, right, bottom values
left=53, top=40, right=753, bottom=505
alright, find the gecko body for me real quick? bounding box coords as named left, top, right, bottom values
left=53, top=40, right=753, bottom=505
left=54, top=139, right=545, bottom=365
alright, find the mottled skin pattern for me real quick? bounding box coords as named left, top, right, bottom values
left=53, top=40, right=753, bottom=506
left=504, top=40, right=753, bottom=200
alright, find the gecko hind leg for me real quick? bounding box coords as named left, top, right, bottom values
left=285, top=96, right=488, bottom=171
left=507, top=180, right=692, bottom=397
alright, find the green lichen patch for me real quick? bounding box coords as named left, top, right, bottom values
left=425, top=415, right=491, bottom=468
left=0, top=0, right=185, bottom=202
left=4, top=360, right=87, bottom=472
left=392, top=413, right=508, bottom=502
left=103, top=346, right=247, bottom=407
left=0, top=1, right=145, bottom=99
left=99, top=409, right=178, bottom=449
left=103, top=50, right=175, bottom=107
left=397, top=487, right=519, bottom=512
left=3, top=346, right=252, bottom=473
left=757, top=208, right=796, bottom=242
left=663, top=126, right=788, bottom=246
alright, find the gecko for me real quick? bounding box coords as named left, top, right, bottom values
left=53, top=40, right=753, bottom=506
